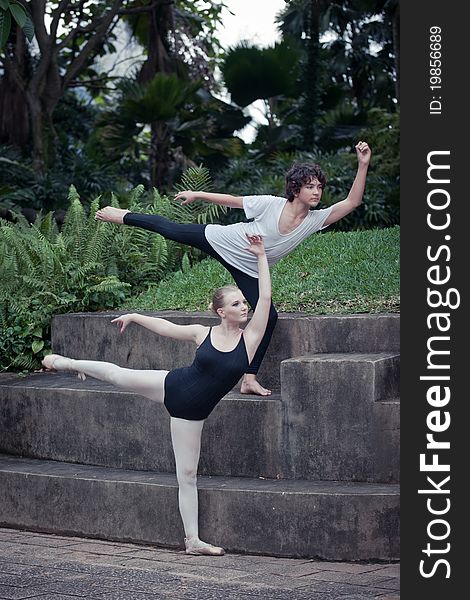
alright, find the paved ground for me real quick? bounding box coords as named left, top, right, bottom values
left=0, top=528, right=399, bottom=600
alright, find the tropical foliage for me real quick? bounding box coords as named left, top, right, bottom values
left=0, top=1, right=34, bottom=49
left=1, top=1, right=398, bottom=212
left=0, top=167, right=223, bottom=371
left=0, top=2, right=400, bottom=374
left=213, top=107, right=399, bottom=231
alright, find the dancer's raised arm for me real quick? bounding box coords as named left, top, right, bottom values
left=174, top=190, right=244, bottom=209
left=323, top=141, right=371, bottom=226
left=241, top=235, right=272, bottom=363
left=111, top=313, right=206, bottom=344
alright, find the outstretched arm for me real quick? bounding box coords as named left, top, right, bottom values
left=174, top=190, right=244, bottom=209
left=323, top=141, right=371, bottom=226
left=111, top=313, right=207, bottom=345
left=242, top=236, right=272, bottom=362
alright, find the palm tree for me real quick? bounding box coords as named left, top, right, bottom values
left=123, top=0, right=226, bottom=88
left=99, top=73, right=201, bottom=188
left=222, top=41, right=301, bottom=128
left=276, top=0, right=398, bottom=145
left=276, top=0, right=332, bottom=147
left=105, top=0, right=231, bottom=187
left=97, top=73, right=249, bottom=188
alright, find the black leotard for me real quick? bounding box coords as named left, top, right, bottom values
left=164, top=328, right=249, bottom=421
left=123, top=212, right=278, bottom=376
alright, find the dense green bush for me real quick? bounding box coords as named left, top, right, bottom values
left=0, top=167, right=224, bottom=372
left=0, top=143, right=125, bottom=213
left=1, top=192, right=127, bottom=371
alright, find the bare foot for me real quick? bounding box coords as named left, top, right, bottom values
left=95, top=206, right=130, bottom=224
left=241, top=376, right=272, bottom=396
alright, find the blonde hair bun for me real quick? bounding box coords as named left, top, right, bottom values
left=210, top=285, right=239, bottom=315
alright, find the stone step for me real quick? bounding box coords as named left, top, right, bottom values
left=1, top=351, right=399, bottom=482
left=0, top=454, right=399, bottom=561
left=281, top=353, right=400, bottom=483
left=51, top=312, right=400, bottom=391
left=0, top=372, right=284, bottom=479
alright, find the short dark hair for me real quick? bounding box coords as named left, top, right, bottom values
left=285, top=163, right=327, bottom=202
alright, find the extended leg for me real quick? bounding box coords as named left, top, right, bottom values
left=225, top=267, right=278, bottom=395
left=96, top=208, right=218, bottom=256
left=42, top=355, right=167, bottom=402
left=170, top=417, right=224, bottom=555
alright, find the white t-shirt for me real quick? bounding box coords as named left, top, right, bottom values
left=205, top=195, right=333, bottom=278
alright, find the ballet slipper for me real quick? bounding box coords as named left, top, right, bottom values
left=41, top=354, right=64, bottom=371
left=184, top=537, right=225, bottom=556
left=42, top=354, right=86, bottom=380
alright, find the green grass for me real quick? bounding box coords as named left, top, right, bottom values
left=122, top=226, right=400, bottom=314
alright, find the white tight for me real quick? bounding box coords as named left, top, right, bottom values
left=55, top=357, right=167, bottom=402
left=171, top=417, right=204, bottom=540
left=53, top=357, right=205, bottom=540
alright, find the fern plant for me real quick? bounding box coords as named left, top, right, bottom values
left=0, top=165, right=225, bottom=372
left=173, top=165, right=224, bottom=225
left=0, top=191, right=130, bottom=371
left=109, top=165, right=225, bottom=282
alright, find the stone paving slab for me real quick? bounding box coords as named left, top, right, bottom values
left=302, top=570, right=400, bottom=586
left=0, top=575, right=51, bottom=589
left=0, top=528, right=399, bottom=599
left=3, top=537, right=81, bottom=549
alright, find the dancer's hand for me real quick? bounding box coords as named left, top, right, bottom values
left=245, top=234, right=265, bottom=256
left=355, top=141, right=371, bottom=165
left=111, top=313, right=135, bottom=333
left=175, top=190, right=198, bottom=205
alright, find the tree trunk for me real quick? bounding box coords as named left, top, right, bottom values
left=0, top=26, right=30, bottom=150
left=0, top=0, right=124, bottom=174
left=301, top=0, right=320, bottom=149
left=150, top=121, right=171, bottom=190
left=391, top=4, right=400, bottom=104
left=350, top=24, right=365, bottom=113
left=137, top=1, right=174, bottom=188
left=137, top=1, right=173, bottom=84
left=25, top=91, right=46, bottom=172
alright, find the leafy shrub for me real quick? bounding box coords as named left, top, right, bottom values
left=0, top=143, right=123, bottom=213
left=0, top=167, right=224, bottom=372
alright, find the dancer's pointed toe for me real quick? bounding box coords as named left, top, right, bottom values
left=42, top=354, right=63, bottom=371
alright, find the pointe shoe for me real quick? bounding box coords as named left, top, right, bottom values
left=42, top=355, right=85, bottom=380
left=184, top=537, right=225, bottom=556
left=41, top=354, right=64, bottom=371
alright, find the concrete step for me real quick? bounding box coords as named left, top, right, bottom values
left=51, top=312, right=400, bottom=391
left=281, top=353, right=400, bottom=483
left=1, top=350, right=399, bottom=483
left=0, top=372, right=284, bottom=479
left=0, top=454, right=399, bottom=561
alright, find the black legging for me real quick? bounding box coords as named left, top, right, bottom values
left=123, top=212, right=278, bottom=375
